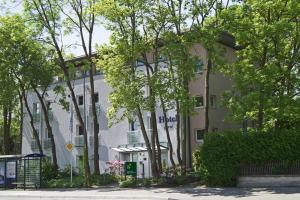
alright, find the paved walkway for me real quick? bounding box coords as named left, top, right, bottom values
left=1, top=186, right=300, bottom=199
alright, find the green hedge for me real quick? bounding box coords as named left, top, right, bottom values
left=193, top=129, right=300, bottom=186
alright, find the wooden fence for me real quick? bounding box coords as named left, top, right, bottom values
left=240, top=160, right=300, bottom=176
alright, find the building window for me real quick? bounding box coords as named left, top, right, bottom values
left=77, top=125, right=84, bottom=136
left=195, top=96, right=204, bottom=108
left=78, top=95, right=84, bottom=106
left=210, top=95, right=217, bottom=108
left=33, top=103, right=40, bottom=114
left=93, top=93, right=99, bottom=103
left=196, top=129, right=205, bottom=142
left=194, top=59, right=204, bottom=74
left=45, top=127, right=51, bottom=139
left=130, top=118, right=140, bottom=131
left=33, top=103, right=40, bottom=123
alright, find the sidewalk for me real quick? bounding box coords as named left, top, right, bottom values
left=1, top=186, right=300, bottom=200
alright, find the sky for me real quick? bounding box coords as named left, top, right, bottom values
left=0, top=0, right=111, bottom=56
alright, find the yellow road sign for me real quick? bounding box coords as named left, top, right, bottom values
left=66, top=143, right=74, bottom=152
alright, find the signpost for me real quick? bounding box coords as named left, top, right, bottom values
left=66, top=143, right=74, bottom=152
left=65, top=143, right=73, bottom=183
left=125, top=162, right=137, bottom=179
left=68, top=99, right=74, bottom=184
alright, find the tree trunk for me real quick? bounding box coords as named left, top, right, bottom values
left=22, top=91, right=43, bottom=155
left=7, top=106, right=13, bottom=153
left=3, top=106, right=10, bottom=155
left=152, top=111, right=162, bottom=174
left=181, top=77, right=190, bottom=171
left=89, top=65, right=100, bottom=175
left=205, top=58, right=211, bottom=133
left=176, top=102, right=182, bottom=166
left=33, top=87, right=58, bottom=170
left=160, top=97, right=176, bottom=167
left=19, top=92, right=23, bottom=154
left=137, top=107, right=158, bottom=177
left=67, top=79, right=91, bottom=186
left=257, top=89, right=264, bottom=130
left=50, top=32, right=91, bottom=186
left=168, top=61, right=182, bottom=166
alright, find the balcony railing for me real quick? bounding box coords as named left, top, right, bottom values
left=32, top=113, right=40, bottom=123
left=47, top=110, right=53, bottom=121
left=31, top=139, right=39, bottom=150
left=75, top=135, right=84, bottom=147
left=88, top=104, right=100, bottom=117
left=127, top=129, right=158, bottom=145
left=127, top=130, right=141, bottom=145
left=43, top=138, right=52, bottom=149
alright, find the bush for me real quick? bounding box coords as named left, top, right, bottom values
left=193, top=129, right=300, bottom=186
left=42, top=160, right=58, bottom=182
left=43, top=173, right=118, bottom=188
left=141, top=178, right=151, bottom=187
left=119, top=176, right=137, bottom=188
left=91, top=174, right=118, bottom=185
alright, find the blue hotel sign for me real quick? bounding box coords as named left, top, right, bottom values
left=158, top=116, right=177, bottom=123
left=158, top=116, right=177, bottom=129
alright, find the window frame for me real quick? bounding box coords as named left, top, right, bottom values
left=93, top=93, right=99, bottom=103
left=78, top=95, right=84, bottom=106
left=194, top=59, right=204, bottom=74
left=195, top=95, right=204, bottom=108
left=195, top=129, right=205, bottom=143
left=33, top=102, right=40, bottom=114
left=210, top=95, right=217, bottom=109
left=77, top=124, right=84, bottom=136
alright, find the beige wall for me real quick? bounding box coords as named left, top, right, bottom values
left=189, top=43, right=240, bottom=152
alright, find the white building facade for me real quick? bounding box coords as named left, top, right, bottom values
left=22, top=39, right=239, bottom=177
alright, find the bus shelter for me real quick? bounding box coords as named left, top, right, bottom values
left=0, top=153, right=43, bottom=189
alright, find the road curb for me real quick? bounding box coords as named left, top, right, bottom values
left=0, top=194, right=168, bottom=200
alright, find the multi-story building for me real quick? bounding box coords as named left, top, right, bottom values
left=22, top=34, right=239, bottom=177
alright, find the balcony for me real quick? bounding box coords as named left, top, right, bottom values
left=88, top=104, right=100, bottom=117
left=43, top=138, right=52, bottom=149
left=32, top=113, right=40, bottom=123
left=31, top=139, right=39, bottom=150
left=47, top=110, right=53, bottom=121
left=127, top=129, right=167, bottom=145
left=127, top=130, right=141, bottom=145
left=75, top=135, right=84, bottom=147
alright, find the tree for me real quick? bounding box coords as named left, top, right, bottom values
left=24, top=0, right=91, bottom=185
left=97, top=0, right=152, bottom=176
left=27, top=51, right=59, bottom=170
left=0, top=15, right=46, bottom=155
left=220, top=0, right=300, bottom=131
left=61, top=0, right=100, bottom=175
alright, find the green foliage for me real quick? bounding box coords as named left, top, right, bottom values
left=57, top=165, right=77, bottom=178
left=219, top=0, right=300, bottom=130
left=42, top=160, right=58, bottom=182
left=119, top=176, right=137, bottom=188
left=44, top=174, right=117, bottom=188
left=193, top=129, right=300, bottom=186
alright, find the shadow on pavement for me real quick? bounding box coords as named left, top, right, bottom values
left=14, top=184, right=300, bottom=198
left=148, top=186, right=300, bottom=198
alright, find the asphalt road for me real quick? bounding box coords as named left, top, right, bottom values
left=1, top=186, right=300, bottom=200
